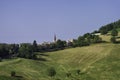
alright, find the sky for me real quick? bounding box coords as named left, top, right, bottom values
left=0, top=0, right=120, bottom=44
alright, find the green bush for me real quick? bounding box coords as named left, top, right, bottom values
left=48, top=67, right=56, bottom=77
left=111, top=29, right=118, bottom=36
left=110, top=36, right=116, bottom=43
left=76, top=69, right=81, bottom=75
left=11, top=71, right=16, bottom=77
left=66, top=72, right=71, bottom=77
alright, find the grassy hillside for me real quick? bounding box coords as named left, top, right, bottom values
left=86, top=44, right=120, bottom=80
left=0, top=43, right=120, bottom=80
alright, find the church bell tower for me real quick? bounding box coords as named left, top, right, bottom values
left=54, top=34, right=56, bottom=42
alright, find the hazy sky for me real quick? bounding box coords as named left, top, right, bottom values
left=0, top=0, right=120, bottom=43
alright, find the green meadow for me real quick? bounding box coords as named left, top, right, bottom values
left=0, top=42, right=120, bottom=80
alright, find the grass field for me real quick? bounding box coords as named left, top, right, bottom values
left=86, top=44, right=120, bottom=80
left=0, top=42, right=120, bottom=80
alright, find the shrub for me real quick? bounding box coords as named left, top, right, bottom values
left=110, top=36, right=116, bottom=43
left=76, top=69, right=81, bottom=75
left=66, top=72, right=71, bottom=77
left=111, top=29, right=118, bottom=36
left=11, top=71, right=16, bottom=77
left=48, top=67, right=56, bottom=77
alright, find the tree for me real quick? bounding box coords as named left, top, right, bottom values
left=100, top=29, right=108, bottom=35
left=18, top=43, right=35, bottom=59
left=0, top=57, right=2, bottom=62
left=83, top=33, right=91, bottom=38
left=48, top=67, right=56, bottom=77
left=83, top=33, right=92, bottom=43
left=110, top=36, right=116, bottom=43
left=41, top=42, right=51, bottom=51
left=67, top=41, right=73, bottom=47
left=9, top=44, right=19, bottom=57
left=77, top=36, right=89, bottom=46
left=92, top=35, right=102, bottom=43
left=100, top=27, right=108, bottom=35
left=56, top=39, right=66, bottom=48
left=72, top=39, right=78, bottom=47
left=0, top=44, right=9, bottom=58
left=37, top=45, right=42, bottom=52
left=77, top=36, right=85, bottom=46
left=33, top=40, right=38, bottom=52
left=111, top=29, right=118, bottom=36
left=49, top=43, right=56, bottom=49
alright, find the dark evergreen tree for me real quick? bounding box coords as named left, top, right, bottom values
left=33, top=40, right=38, bottom=52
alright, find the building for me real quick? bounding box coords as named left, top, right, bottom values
left=54, top=34, right=57, bottom=42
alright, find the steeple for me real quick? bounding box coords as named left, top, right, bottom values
left=54, top=34, right=56, bottom=42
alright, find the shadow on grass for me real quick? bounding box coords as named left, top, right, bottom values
left=35, top=57, right=47, bottom=61
left=14, top=75, right=23, bottom=78
left=0, top=75, right=24, bottom=80
left=115, top=41, right=120, bottom=43
left=38, top=53, right=49, bottom=56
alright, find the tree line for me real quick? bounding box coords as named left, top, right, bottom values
left=92, top=19, right=120, bottom=35
left=0, top=33, right=102, bottom=60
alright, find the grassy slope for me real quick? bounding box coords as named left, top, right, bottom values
left=86, top=44, right=120, bottom=80
left=0, top=58, right=49, bottom=80
left=0, top=43, right=120, bottom=80
left=45, top=43, right=120, bottom=80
